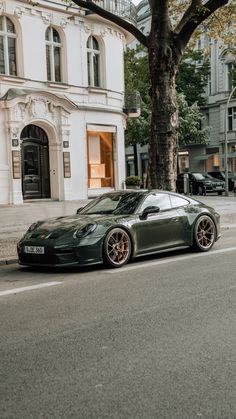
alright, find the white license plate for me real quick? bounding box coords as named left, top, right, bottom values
left=24, top=246, right=45, bottom=254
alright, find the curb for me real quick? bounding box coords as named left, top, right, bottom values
left=0, top=257, right=18, bottom=266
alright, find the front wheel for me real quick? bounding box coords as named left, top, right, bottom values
left=192, top=215, right=216, bottom=252
left=103, top=228, right=132, bottom=268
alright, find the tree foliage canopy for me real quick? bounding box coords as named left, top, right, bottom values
left=125, top=46, right=209, bottom=147
left=62, top=0, right=234, bottom=190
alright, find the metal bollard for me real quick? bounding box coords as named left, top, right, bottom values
left=183, top=173, right=189, bottom=195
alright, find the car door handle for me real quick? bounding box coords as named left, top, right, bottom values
left=171, top=217, right=179, bottom=222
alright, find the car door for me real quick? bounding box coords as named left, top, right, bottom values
left=133, top=192, right=186, bottom=255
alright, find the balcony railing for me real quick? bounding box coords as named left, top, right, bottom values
left=123, top=91, right=141, bottom=117
left=88, top=0, right=137, bottom=25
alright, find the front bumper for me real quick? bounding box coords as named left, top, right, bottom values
left=17, top=237, right=104, bottom=268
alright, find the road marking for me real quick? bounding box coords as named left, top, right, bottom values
left=0, top=281, right=63, bottom=297
left=108, top=246, right=236, bottom=274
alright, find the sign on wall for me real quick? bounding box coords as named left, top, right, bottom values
left=12, top=151, right=21, bottom=179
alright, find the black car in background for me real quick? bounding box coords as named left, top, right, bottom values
left=208, top=171, right=236, bottom=192
left=176, top=172, right=225, bottom=195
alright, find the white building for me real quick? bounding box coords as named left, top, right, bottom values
left=0, top=0, right=136, bottom=204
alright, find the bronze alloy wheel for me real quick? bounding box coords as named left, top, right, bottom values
left=103, top=228, right=131, bottom=268
left=193, top=215, right=216, bottom=252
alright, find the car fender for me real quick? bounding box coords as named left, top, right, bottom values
left=190, top=212, right=217, bottom=246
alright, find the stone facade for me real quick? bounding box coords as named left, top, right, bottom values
left=0, top=0, right=128, bottom=204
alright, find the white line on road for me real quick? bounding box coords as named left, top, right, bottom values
left=0, top=281, right=63, bottom=297
left=108, top=246, right=236, bottom=274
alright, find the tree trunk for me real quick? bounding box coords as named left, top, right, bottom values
left=148, top=33, right=180, bottom=191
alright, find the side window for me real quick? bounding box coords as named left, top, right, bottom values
left=45, top=27, right=62, bottom=82
left=170, top=195, right=189, bottom=208
left=140, top=193, right=171, bottom=212
left=0, top=16, right=17, bottom=76
left=87, top=36, right=101, bottom=87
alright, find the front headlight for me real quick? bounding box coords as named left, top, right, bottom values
left=73, top=223, right=97, bottom=239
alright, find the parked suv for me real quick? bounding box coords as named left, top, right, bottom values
left=208, top=171, right=236, bottom=192
left=176, top=172, right=225, bottom=195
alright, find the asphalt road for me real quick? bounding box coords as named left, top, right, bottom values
left=1, top=228, right=236, bottom=418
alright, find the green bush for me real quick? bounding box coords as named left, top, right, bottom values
left=125, top=176, right=141, bottom=186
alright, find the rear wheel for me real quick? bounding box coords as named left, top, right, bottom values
left=103, top=228, right=132, bottom=268
left=218, top=191, right=223, bottom=196
left=193, top=215, right=216, bottom=252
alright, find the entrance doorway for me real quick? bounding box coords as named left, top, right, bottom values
left=21, top=125, right=51, bottom=200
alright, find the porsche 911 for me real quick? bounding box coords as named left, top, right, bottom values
left=17, top=190, right=221, bottom=268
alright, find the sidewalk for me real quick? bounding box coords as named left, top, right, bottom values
left=0, top=199, right=90, bottom=265
left=0, top=195, right=236, bottom=265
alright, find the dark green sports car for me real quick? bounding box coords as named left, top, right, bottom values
left=17, top=190, right=221, bottom=269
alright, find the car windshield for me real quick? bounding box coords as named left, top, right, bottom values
left=80, top=192, right=145, bottom=215
left=203, top=173, right=216, bottom=180
left=192, top=173, right=206, bottom=180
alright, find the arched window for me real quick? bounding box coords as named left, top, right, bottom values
left=45, top=27, right=62, bottom=82
left=0, top=16, right=17, bottom=76
left=87, top=36, right=101, bottom=87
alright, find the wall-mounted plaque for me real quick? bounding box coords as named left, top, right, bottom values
left=63, top=140, right=69, bottom=148
left=12, top=138, right=19, bottom=147
left=12, top=151, right=21, bottom=179
left=63, top=152, right=71, bottom=178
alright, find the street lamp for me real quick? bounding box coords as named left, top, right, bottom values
left=224, top=85, right=236, bottom=196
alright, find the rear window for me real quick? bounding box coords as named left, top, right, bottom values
left=170, top=195, right=189, bottom=208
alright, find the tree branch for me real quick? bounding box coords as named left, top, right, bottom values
left=175, top=0, right=203, bottom=34
left=176, top=0, right=230, bottom=51
left=71, top=0, right=148, bottom=47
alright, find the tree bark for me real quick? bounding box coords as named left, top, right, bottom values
left=147, top=2, right=181, bottom=191
left=148, top=45, right=179, bottom=190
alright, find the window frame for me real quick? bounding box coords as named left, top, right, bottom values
left=228, top=107, right=236, bottom=131
left=87, top=35, right=101, bottom=88
left=0, top=16, right=17, bottom=76
left=45, top=26, right=62, bottom=83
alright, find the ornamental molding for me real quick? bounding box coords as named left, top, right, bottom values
left=42, top=12, right=52, bottom=25
left=8, top=126, right=20, bottom=138
left=83, top=23, right=93, bottom=34
left=100, top=28, right=107, bottom=37
left=3, top=93, right=76, bottom=139
left=105, top=27, right=124, bottom=40
left=60, top=18, right=68, bottom=29
left=14, top=6, right=24, bottom=18
left=0, top=0, right=5, bottom=13
left=28, top=97, right=51, bottom=118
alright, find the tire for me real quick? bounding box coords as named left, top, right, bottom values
left=217, top=191, right=223, bottom=196
left=192, top=215, right=216, bottom=252
left=103, top=228, right=132, bottom=268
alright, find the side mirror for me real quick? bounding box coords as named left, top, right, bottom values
left=76, top=207, right=83, bottom=214
left=140, top=205, right=160, bottom=219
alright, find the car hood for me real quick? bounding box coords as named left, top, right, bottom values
left=26, top=213, right=129, bottom=239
